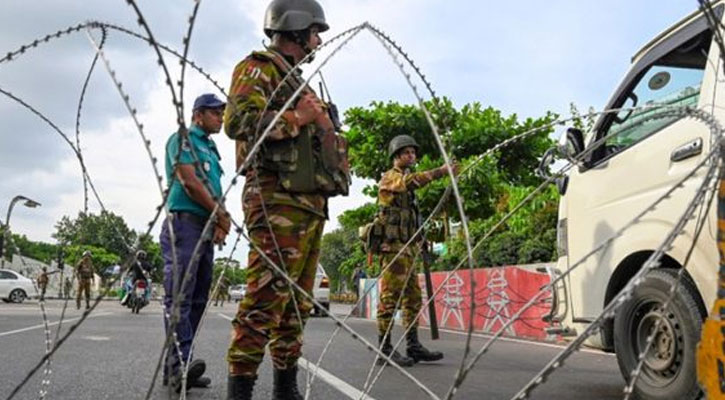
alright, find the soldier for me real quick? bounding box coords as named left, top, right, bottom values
left=37, top=266, right=49, bottom=300
left=214, top=275, right=229, bottom=307
left=160, top=93, right=230, bottom=392
left=372, top=135, right=457, bottom=367
left=64, top=277, right=73, bottom=299
left=223, top=1, right=349, bottom=398
left=75, top=250, right=95, bottom=310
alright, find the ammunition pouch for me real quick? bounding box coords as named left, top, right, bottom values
left=260, top=126, right=350, bottom=196
left=381, top=206, right=419, bottom=244
left=253, top=50, right=351, bottom=197
left=360, top=218, right=384, bottom=254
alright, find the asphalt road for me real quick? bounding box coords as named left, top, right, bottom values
left=0, top=300, right=624, bottom=400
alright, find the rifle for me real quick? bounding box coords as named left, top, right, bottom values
left=420, top=239, right=440, bottom=340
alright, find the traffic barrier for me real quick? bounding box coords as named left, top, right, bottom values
left=358, top=264, right=553, bottom=340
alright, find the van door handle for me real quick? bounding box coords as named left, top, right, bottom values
left=671, top=138, right=702, bottom=162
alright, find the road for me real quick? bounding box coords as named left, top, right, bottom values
left=0, top=300, right=624, bottom=400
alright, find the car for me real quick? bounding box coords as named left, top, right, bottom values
left=0, top=269, right=36, bottom=303
left=229, top=284, right=246, bottom=302
left=312, top=264, right=330, bottom=316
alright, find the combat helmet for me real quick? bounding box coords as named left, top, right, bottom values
left=264, top=0, right=329, bottom=38
left=388, top=135, right=420, bottom=159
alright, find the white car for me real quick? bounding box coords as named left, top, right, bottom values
left=229, top=284, right=246, bottom=302
left=312, top=264, right=330, bottom=316
left=0, top=269, right=36, bottom=303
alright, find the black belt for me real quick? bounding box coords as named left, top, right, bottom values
left=171, top=211, right=209, bottom=227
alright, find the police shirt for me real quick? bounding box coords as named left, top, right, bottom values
left=165, top=124, right=223, bottom=218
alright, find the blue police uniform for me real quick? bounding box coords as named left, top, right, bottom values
left=160, top=93, right=225, bottom=383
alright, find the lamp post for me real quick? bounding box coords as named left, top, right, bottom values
left=1, top=195, right=42, bottom=268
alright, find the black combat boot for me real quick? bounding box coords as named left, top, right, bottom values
left=273, top=366, right=303, bottom=400
left=227, top=375, right=256, bottom=400
left=406, top=328, right=443, bottom=363
left=377, top=334, right=414, bottom=367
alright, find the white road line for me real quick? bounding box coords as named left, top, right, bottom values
left=341, top=313, right=615, bottom=357
left=0, top=312, right=113, bottom=338
left=218, top=313, right=378, bottom=400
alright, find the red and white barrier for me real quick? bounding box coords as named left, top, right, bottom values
left=358, top=264, right=553, bottom=341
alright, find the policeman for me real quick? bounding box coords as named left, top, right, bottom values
left=75, top=250, right=95, bottom=310
left=37, top=266, right=49, bottom=300
left=373, top=135, right=457, bottom=367
left=161, top=93, right=230, bottom=392
left=223, top=1, right=349, bottom=398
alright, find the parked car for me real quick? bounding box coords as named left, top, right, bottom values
left=313, top=264, right=330, bottom=316
left=229, top=284, right=246, bottom=302
left=0, top=269, right=36, bottom=303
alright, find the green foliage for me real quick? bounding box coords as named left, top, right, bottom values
left=338, top=203, right=377, bottom=230
left=214, top=257, right=246, bottom=285
left=54, top=211, right=135, bottom=259
left=338, top=98, right=560, bottom=271
left=5, top=233, right=58, bottom=264
left=64, top=244, right=120, bottom=275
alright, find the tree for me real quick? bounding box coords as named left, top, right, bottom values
left=338, top=98, right=560, bottom=271
left=53, top=211, right=135, bottom=259
left=64, top=244, right=121, bottom=276
left=214, top=258, right=246, bottom=285
left=4, top=233, right=58, bottom=264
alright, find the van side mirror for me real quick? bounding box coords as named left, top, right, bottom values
left=559, top=127, right=585, bottom=159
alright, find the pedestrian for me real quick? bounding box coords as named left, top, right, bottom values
left=36, top=266, right=49, bottom=300
left=64, top=277, right=73, bottom=299
left=160, top=92, right=230, bottom=392
left=214, top=275, right=229, bottom=307
left=223, top=1, right=349, bottom=398
left=75, top=251, right=95, bottom=310
left=371, top=135, right=458, bottom=367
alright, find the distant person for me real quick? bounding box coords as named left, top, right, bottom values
left=75, top=251, right=95, bottom=310
left=161, top=92, right=229, bottom=392
left=37, top=266, right=49, bottom=300
left=214, top=275, right=229, bottom=307
left=64, top=277, right=73, bottom=299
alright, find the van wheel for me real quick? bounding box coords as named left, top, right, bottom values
left=613, top=269, right=702, bottom=400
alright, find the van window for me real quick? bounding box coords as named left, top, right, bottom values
left=593, top=30, right=711, bottom=163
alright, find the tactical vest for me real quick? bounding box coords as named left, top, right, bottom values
left=252, top=51, right=350, bottom=197
left=379, top=187, right=421, bottom=245
left=78, top=259, right=94, bottom=280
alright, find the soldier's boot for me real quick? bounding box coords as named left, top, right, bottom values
left=272, top=366, right=303, bottom=400
left=406, top=329, right=443, bottom=363
left=227, top=375, right=256, bottom=400
left=377, top=334, right=414, bottom=367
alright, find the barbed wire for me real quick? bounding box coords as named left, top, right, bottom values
left=2, top=3, right=723, bottom=400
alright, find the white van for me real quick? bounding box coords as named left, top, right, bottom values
left=543, top=3, right=725, bottom=400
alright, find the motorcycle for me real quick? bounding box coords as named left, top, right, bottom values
left=121, top=276, right=151, bottom=314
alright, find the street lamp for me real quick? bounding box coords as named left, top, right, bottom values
left=1, top=195, right=42, bottom=267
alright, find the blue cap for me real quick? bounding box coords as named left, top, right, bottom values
left=192, top=93, right=226, bottom=111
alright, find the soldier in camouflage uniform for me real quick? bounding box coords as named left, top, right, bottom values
left=37, top=266, right=49, bottom=300
left=214, top=275, right=229, bottom=307
left=75, top=251, right=95, bottom=310
left=223, top=1, right=350, bottom=399
left=374, top=135, right=457, bottom=367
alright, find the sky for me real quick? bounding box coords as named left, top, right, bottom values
left=0, top=0, right=701, bottom=264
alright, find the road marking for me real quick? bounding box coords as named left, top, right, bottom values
left=218, top=313, right=377, bottom=400
left=82, top=335, right=110, bottom=341
left=0, top=312, right=113, bottom=338
left=344, top=313, right=615, bottom=357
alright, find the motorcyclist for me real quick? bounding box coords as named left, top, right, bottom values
left=122, top=250, right=152, bottom=305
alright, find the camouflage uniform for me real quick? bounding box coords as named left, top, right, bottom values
left=75, top=256, right=94, bottom=309
left=37, top=271, right=49, bottom=300
left=224, top=48, right=327, bottom=376
left=376, top=166, right=442, bottom=337
left=215, top=277, right=229, bottom=307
